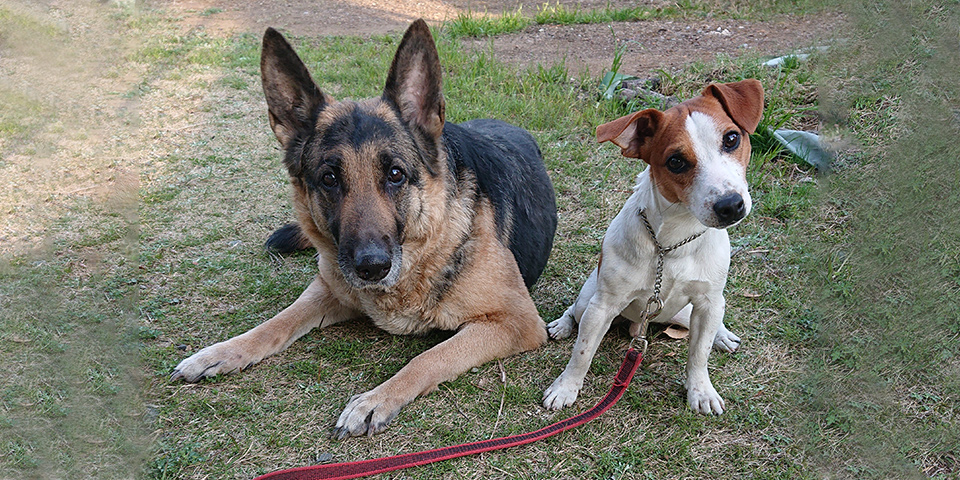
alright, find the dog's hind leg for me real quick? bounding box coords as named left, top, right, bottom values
left=172, top=275, right=356, bottom=382
left=333, top=307, right=547, bottom=439
left=547, top=268, right=598, bottom=340
left=623, top=303, right=741, bottom=353
left=547, top=304, right=576, bottom=339
left=661, top=304, right=741, bottom=353
left=660, top=305, right=740, bottom=353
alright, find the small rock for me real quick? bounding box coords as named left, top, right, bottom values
left=617, top=85, right=679, bottom=108
left=620, top=77, right=660, bottom=91
left=316, top=452, right=334, bottom=463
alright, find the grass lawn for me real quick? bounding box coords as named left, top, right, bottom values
left=1, top=0, right=957, bottom=479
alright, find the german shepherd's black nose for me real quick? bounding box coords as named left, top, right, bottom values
left=713, top=193, right=745, bottom=225
left=354, top=247, right=392, bottom=282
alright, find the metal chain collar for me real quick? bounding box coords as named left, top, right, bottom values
left=629, top=209, right=707, bottom=355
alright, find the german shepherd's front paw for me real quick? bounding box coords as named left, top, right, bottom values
left=332, top=388, right=404, bottom=439
left=171, top=340, right=258, bottom=382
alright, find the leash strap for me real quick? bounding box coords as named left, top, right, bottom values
left=253, top=348, right=642, bottom=480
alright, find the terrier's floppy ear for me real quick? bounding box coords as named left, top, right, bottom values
left=702, top=79, right=764, bottom=134
left=595, top=109, right=664, bottom=160
left=260, top=27, right=330, bottom=150
left=383, top=19, right=445, bottom=140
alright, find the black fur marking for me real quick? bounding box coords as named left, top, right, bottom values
left=318, top=107, right=395, bottom=150
left=428, top=232, right=473, bottom=305
left=382, top=97, right=440, bottom=177
left=282, top=131, right=311, bottom=177
left=265, top=222, right=312, bottom=253
left=326, top=202, right=342, bottom=246
left=442, top=119, right=558, bottom=288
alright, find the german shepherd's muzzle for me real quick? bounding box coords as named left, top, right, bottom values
left=172, top=19, right=557, bottom=439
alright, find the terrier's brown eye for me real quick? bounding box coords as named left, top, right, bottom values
left=666, top=155, right=689, bottom=174
left=723, top=131, right=740, bottom=151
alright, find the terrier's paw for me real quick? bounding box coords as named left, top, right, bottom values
left=547, top=308, right=576, bottom=340
left=542, top=374, right=582, bottom=410
left=687, top=379, right=725, bottom=415
left=331, top=388, right=404, bottom=439
left=171, top=341, right=257, bottom=382
left=713, top=327, right=741, bottom=353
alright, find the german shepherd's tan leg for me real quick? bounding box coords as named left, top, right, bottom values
left=172, top=276, right=357, bottom=382
left=333, top=309, right=546, bottom=438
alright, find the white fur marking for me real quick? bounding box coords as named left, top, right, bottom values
left=684, top=112, right=752, bottom=228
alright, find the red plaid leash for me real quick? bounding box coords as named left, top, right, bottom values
left=253, top=348, right=643, bottom=480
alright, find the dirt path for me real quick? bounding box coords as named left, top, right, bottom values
left=157, top=0, right=670, bottom=38
left=464, top=16, right=837, bottom=77
left=154, top=0, right=840, bottom=77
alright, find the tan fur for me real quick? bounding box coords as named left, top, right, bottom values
left=173, top=20, right=549, bottom=439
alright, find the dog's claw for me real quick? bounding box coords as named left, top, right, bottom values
left=687, top=381, right=725, bottom=415
left=170, top=364, right=219, bottom=383
left=713, top=327, right=742, bottom=353
left=333, top=389, right=402, bottom=438
left=546, top=308, right=576, bottom=340
left=172, top=342, right=251, bottom=383
left=542, top=374, right=581, bottom=410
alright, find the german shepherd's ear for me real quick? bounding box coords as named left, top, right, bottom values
left=261, top=28, right=328, bottom=151
left=702, top=79, right=764, bottom=134
left=383, top=19, right=445, bottom=141
left=596, top=109, right=664, bottom=161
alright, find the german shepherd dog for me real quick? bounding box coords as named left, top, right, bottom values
left=171, top=20, right=557, bottom=439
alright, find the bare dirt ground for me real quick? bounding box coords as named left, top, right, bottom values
left=157, top=0, right=669, bottom=37
left=468, top=16, right=837, bottom=77
left=154, top=0, right=841, bottom=77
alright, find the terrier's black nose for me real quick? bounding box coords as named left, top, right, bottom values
left=713, top=193, right=745, bottom=225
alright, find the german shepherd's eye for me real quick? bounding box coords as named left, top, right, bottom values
left=387, top=166, right=406, bottom=186
left=321, top=172, right=338, bottom=188
left=722, top=131, right=741, bottom=151
left=666, top=154, right=689, bottom=174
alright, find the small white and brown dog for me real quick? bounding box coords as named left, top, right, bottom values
left=543, top=79, right=764, bottom=415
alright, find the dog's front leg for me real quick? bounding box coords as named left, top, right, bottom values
left=333, top=311, right=545, bottom=438
left=542, top=295, right=623, bottom=410
left=172, top=275, right=355, bottom=382
left=686, top=294, right=725, bottom=414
